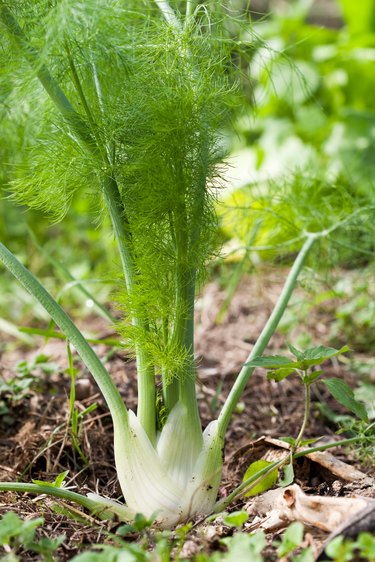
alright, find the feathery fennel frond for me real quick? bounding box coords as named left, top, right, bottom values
left=10, top=124, right=101, bottom=221
left=110, top=19, right=233, bottom=379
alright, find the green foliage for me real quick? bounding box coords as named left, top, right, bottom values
left=0, top=354, right=59, bottom=424
left=32, top=470, right=69, bottom=489
left=322, top=377, right=368, bottom=422
left=222, top=510, right=248, bottom=527
left=247, top=343, right=367, bottom=423
left=338, top=0, right=375, bottom=36
left=0, top=512, right=65, bottom=561
left=219, top=2, right=375, bottom=265
left=330, top=269, right=375, bottom=352
left=246, top=344, right=349, bottom=377
left=275, top=521, right=304, bottom=557
left=324, top=532, right=375, bottom=562
left=242, top=460, right=278, bottom=497
left=0, top=0, right=238, bottom=381
left=219, top=532, right=266, bottom=562
left=4, top=510, right=374, bottom=562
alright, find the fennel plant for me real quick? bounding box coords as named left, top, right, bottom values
left=0, top=0, right=370, bottom=528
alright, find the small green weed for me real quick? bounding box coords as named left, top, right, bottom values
left=0, top=354, right=59, bottom=425
left=2, top=511, right=375, bottom=562
left=0, top=512, right=64, bottom=561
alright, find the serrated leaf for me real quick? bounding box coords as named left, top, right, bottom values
left=322, top=378, right=368, bottom=421
left=288, top=343, right=304, bottom=360
left=246, top=356, right=297, bottom=369
left=279, top=461, right=294, bottom=487
left=243, top=460, right=278, bottom=497
left=267, top=368, right=295, bottom=382
left=300, top=345, right=349, bottom=368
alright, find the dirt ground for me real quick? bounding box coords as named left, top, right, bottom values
left=0, top=266, right=374, bottom=560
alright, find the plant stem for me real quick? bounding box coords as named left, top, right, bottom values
left=294, top=436, right=361, bottom=457
left=295, top=382, right=310, bottom=449
left=177, top=274, right=202, bottom=437
left=186, top=0, right=194, bottom=20
left=102, top=170, right=156, bottom=443
left=217, top=234, right=317, bottom=440
left=0, top=482, right=133, bottom=521
left=154, top=0, right=181, bottom=28
left=0, top=243, right=128, bottom=430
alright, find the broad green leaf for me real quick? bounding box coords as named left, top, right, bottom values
left=302, top=345, right=349, bottom=361
left=322, top=378, right=368, bottom=421
left=279, top=461, right=294, bottom=487
left=245, top=356, right=297, bottom=369
left=223, top=510, right=248, bottom=528
left=242, top=460, right=278, bottom=497
left=267, top=368, right=295, bottom=382
left=277, top=522, right=304, bottom=557
left=299, top=345, right=349, bottom=368
left=247, top=346, right=349, bottom=374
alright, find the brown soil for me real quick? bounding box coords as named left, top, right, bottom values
left=0, top=267, right=374, bottom=560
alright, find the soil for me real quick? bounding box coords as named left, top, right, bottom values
left=0, top=266, right=374, bottom=561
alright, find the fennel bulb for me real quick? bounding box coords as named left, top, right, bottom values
left=110, top=404, right=223, bottom=528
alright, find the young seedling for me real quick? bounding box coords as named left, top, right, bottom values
left=221, top=344, right=369, bottom=503
left=0, top=0, right=373, bottom=528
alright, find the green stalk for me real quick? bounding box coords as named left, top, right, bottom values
left=0, top=7, right=156, bottom=441
left=172, top=193, right=201, bottom=442
left=186, top=0, right=194, bottom=20
left=295, top=382, right=310, bottom=449
left=0, top=243, right=128, bottom=429
left=154, top=0, right=181, bottom=28
left=0, top=482, right=132, bottom=521
left=177, top=274, right=201, bottom=436
left=217, top=234, right=317, bottom=440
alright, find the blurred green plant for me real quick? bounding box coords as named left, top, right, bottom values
left=220, top=0, right=375, bottom=265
